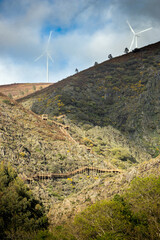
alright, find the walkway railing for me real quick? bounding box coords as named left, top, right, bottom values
left=22, top=167, right=122, bottom=183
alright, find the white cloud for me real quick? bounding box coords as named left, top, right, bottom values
left=0, top=57, right=46, bottom=84
left=0, top=0, right=160, bottom=85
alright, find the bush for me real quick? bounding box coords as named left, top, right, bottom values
left=124, top=176, right=160, bottom=239
left=82, top=137, right=94, bottom=147
left=111, top=147, right=136, bottom=162
left=8, top=93, right=13, bottom=99
left=0, top=163, right=48, bottom=240
left=72, top=196, right=134, bottom=240
left=2, top=99, right=13, bottom=105
left=69, top=175, right=160, bottom=240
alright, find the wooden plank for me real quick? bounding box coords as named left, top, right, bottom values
left=25, top=167, right=122, bottom=182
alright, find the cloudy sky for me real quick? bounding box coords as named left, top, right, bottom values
left=0, top=0, right=159, bottom=85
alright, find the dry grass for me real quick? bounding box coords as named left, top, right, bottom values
left=0, top=83, right=52, bottom=99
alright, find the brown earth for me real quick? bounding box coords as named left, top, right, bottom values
left=0, top=83, right=52, bottom=99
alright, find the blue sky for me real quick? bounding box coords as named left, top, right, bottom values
left=0, top=0, right=159, bottom=85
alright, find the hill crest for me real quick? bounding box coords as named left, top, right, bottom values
left=0, top=82, right=52, bottom=99
left=17, top=41, right=160, bottom=102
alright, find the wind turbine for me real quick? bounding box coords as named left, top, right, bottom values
left=127, top=21, right=152, bottom=52
left=35, top=31, right=54, bottom=82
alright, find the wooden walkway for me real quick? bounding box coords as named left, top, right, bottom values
left=22, top=167, right=122, bottom=183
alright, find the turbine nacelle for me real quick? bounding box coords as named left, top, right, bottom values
left=127, top=21, right=152, bottom=51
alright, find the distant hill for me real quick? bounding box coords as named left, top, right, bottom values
left=18, top=41, right=160, bottom=158
left=0, top=83, right=52, bottom=99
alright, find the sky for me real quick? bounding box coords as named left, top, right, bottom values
left=0, top=0, right=160, bottom=85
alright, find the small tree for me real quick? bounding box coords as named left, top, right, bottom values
left=0, top=163, right=48, bottom=239
left=94, top=62, right=98, bottom=66
left=8, top=93, right=13, bottom=99
left=75, top=68, right=78, bottom=74
left=33, top=85, right=36, bottom=91
left=108, top=54, right=113, bottom=60
left=124, top=47, right=129, bottom=54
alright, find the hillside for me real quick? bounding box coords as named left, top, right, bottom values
left=18, top=41, right=160, bottom=158
left=1, top=42, right=160, bottom=235
left=49, top=155, right=160, bottom=225
left=1, top=92, right=159, bottom=231
left=0, top=82, right=52, bottom=99
left=1, top=93, right=127, bottom=207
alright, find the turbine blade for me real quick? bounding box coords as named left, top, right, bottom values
left=126, top=20, right=135, bottom=34
left=34, top=54, right=44, bottom=62
left=47, top=31, right=53, bottom=48
left=136, top=27, right=152, bottom=35
left=129, top=36, right=135, bottom=51
left=48, top=53, right=54, bottom=63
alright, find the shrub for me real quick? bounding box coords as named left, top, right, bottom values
left=0, top=163, right=48, bottom=240
left=33, top=85, right=36, bottom=91
left=19, top=152, right=27, bottom=157
left=70, top=175, right=160, bottom=240
left=2, top=99, right=12, bottom=105
left=8, top=93, right=13, bottom=99
left=82, top=137, right=94, bottom=147
left=111, top=147, right=136, bottom=162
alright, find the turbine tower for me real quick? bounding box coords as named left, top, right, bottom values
left=35, top=31, right=54, bottom=82
left=127, top=21, right=152, bottom=52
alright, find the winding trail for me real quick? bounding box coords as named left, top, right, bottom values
left=22, top=166, right=122, bottom=183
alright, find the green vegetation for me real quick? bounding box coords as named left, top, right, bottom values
left=33, top=85, right=36, bottom=91
left=8, top=93, right=13, bottom=99
left=111, top=147, right=136, bottom=163
left=0, top=163, right=48, bottom=240
left=50, top=175, right=160, bottom=240
left=2, top=99, right=14, bottom=105
left=1, top=166, right=158, bottom=240
left=25, top=89, right=29, bottom=94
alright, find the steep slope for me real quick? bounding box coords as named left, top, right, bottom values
left=0, top=93, right=122, bottom=206
left=18, top=41, right=160, bottom=157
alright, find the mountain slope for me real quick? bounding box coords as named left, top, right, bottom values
left=49, top=155, right=160, bottom=225
left=18, top=41, right=160, bottom=157
left=1, top=93, right=123, bottom=206
left=1, top=42, right=160, bottom=228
